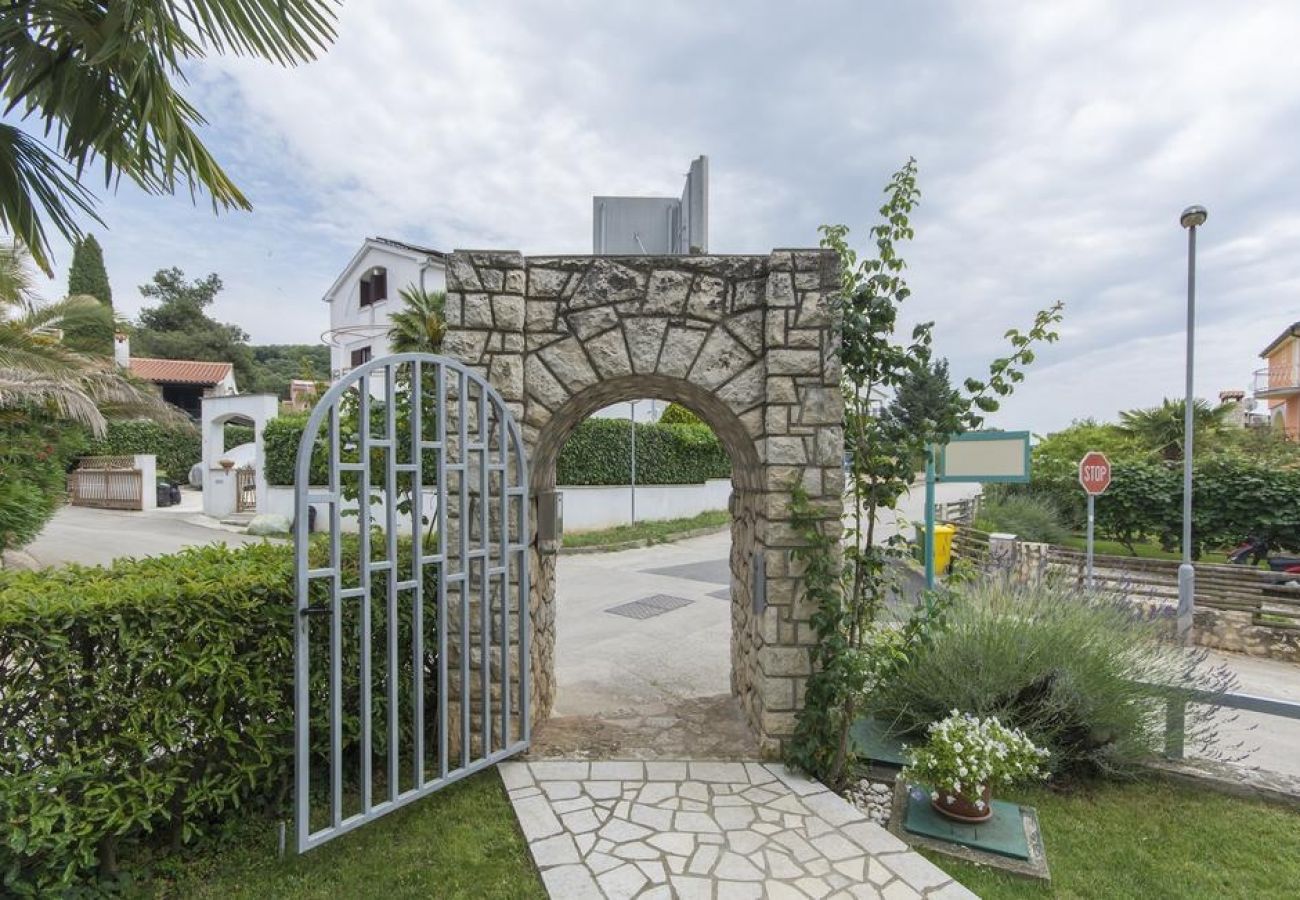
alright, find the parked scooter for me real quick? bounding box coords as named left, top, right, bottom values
left=1227, top=536, right=1300, bottom=572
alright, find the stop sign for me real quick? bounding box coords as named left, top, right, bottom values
left=1078, top=451, right=1112, bottom=495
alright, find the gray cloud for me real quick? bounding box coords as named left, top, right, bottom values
left=28, top=0, right=1300, bottom=432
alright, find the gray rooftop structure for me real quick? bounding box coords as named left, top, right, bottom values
left=593, top=155, right=708, bottom=255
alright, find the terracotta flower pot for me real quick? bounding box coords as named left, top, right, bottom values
left=931, top=784, right=993, bottom=823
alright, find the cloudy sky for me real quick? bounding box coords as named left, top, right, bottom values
left=17, top=0, right=1300, bottom=434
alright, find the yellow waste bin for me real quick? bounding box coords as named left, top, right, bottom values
left=933, top=523, right=957, bottom=574
left=915, top=523, right=958, bottom=574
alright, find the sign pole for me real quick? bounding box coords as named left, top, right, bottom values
left=1086, top=493, right=1095, bottom=589
left=1077, top=451, right=1112, bottom=590
left=924, top=445, right=936, bottom=590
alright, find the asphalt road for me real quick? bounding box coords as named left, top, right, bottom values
left=23, top=492, right=267, bottom=569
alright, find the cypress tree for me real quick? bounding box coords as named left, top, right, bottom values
left=68, top=234, right=112, bottom=308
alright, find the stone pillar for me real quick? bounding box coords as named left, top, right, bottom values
left=753, top=249, right=844, bottom=754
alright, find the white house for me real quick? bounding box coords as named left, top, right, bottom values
left=321, top=237, right=446, bottom=379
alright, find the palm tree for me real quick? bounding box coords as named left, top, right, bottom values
left=0, top=243, right=183, bottom=436
left=1117, top=398, right=1232, bottom=460
left=387, top=287, right=447, bottom=354
left=0, top=1, right=338, bottom=273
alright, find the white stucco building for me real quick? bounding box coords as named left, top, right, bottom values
left=322, top=237, right=446, bottom=379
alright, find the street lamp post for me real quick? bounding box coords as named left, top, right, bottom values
left=629, top=400, right=638, bottom=525
left=1177, top=204, right=1207, bottom=644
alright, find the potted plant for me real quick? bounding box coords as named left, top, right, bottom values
left=902, top=710, right=1049, bottom=823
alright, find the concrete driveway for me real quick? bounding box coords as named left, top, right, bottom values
left=22, top=491, right=268, bottom=569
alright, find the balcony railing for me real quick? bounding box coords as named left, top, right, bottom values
left=1253, top=365, right=1300, bottom=396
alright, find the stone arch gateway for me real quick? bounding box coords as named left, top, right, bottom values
left=443, top=250, right=844, bottom=753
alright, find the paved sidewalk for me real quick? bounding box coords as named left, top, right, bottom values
left=502, top=759, right=972, bottom=900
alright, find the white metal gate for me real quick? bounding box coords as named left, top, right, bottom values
left=293, top=353, right=530, bottom=853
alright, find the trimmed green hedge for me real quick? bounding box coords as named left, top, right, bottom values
left=557, top=418, right=730, bottom=485
left=265, top=414, right=731, bottom=487
left=85, top=420, right=201, bottom=482
left=0, top=539, right=436, bottom=894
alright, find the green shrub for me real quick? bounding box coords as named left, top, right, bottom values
left=0, top=412, right=87, bottom=552
left=263, top=413, right=328, bottom=486
left=556, top=418, right=730, bottom=485
left=223, top=423, right=255, bottom=452
left=0, top=538, right=437, bottom=894
left=974, top=494, right=1069, bottom=544
left=657, top=402, right=702, bottom=425
left=84, top=419, right=201, bottom=482
left=873, top=578, right=1235, bottom=781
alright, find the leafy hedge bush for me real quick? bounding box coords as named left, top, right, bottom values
left=263, top=413, right=327, bottom=486
left=1007, top=454, right=1300, bottom=556
left=657, top=402, right=703, bottom=426
left=84, top=419, right=201, bottom=482
left=223, top=423, right=255, bottom=452
left=0, top=412, right=87, bottom=552
left=873, top=578, right=1235, bottom=780
left=557, top=418, right=730, bottom=485
left=0, top=538, right=436, bottom=894
left=265, top=414, right=732, bottom=487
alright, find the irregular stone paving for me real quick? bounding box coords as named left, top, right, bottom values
left=501, top=759, right=975, bottom=899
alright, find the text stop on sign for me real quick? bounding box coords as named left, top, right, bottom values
left=1078, top=451, right=1112, bottom=495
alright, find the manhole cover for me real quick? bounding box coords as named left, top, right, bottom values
left=605, top=594, right=694, bottom=620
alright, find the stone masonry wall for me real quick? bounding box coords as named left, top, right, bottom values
left=443, top=250, right=843, bottom=755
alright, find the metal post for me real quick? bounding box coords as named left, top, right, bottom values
left=629, top=400, right=638, bottom=525
left=924, top=446, right=936, bottom=589
left=1086, top=493, right=1095, bottom=589
left=1178, top=206, right=1205, bottom=645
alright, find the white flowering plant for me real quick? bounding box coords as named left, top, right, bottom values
left=901, top=711, right=1050, bottom=811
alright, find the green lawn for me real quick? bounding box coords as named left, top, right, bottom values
left=148, top=771, right=544, bottom=899
left=928, top=779, right=1300, bottom=899
left=1057, top=534, right=1183, bottom=560
left=562, top=509, right=729, bottom=549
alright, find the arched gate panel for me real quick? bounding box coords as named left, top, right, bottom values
left=293, top=353, right=529, bottom=852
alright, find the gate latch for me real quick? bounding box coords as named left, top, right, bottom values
left=299, top=604, right=333, bottom=617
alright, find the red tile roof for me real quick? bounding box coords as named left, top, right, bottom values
left=128, top=357, right=233, bottom=385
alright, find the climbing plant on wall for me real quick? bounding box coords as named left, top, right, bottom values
left=788, top=159, right=1064, bottom=787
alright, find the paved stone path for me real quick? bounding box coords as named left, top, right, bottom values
left=502, top=759, right=973, bottom=899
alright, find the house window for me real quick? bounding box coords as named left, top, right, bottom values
left=350, top=346, right=372, bottom=367
left=360, top=267, right=388, bottom=306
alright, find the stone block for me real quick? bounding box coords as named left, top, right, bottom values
left=504, top=269, right=525, bottom=294
left=538, top=337, right=599, bottom=393
left=758, top=673, right=795, bottom=711
left=726, top=309, right=764, bottom=355
left=686, top=275, right=727, bottom=319
left=488, top=355, right=523, bottom=400
left=525, top=299, right=558, bottom=333
left=624, top=317, right=668, bottom=373
left=767, top=272, right=796, bottom=307
left=765, top=436, right=806, bottom=465
left=642, top=270, right=691, bottom=316
left=528, top=267, right=570, bottom=298
left=585, top=328, right=632, bottom=379
left=447, top=255, right=480, bottom=291
left=525, top=356, right=569, bottom=410
left=761, top=645, right=810, bottom=677
left=564, top=306, right=619, bottom=341
left=768, top=349, right=821, bottom=375
left=492, top=295, right=525, bottom=331
left=570, top=259, right=646, bottom=309
left=658, top=325, right=708, bottom=378
left=442, top=330, right=488, bottom=365
left=796, top=385, right=843, bottom=425
left=463, top=293, right=494, bottom=328
left=715, top=363, right=765, bottom=409
left=689, top=328, right=753, bottom=391
left=767, top=377, right=796, bottom=404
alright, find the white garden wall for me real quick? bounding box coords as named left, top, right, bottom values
left=266, top=479, right=732, bottom=534
left=557, top=479, right=732, bottom=531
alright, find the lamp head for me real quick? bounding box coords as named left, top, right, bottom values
left=1180, top=205, right=1208, bottom=229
